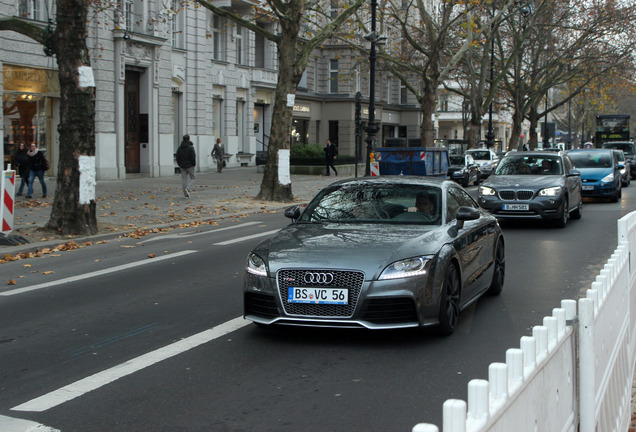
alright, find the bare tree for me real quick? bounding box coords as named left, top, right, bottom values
left=195, top=0, right=364, bottom=202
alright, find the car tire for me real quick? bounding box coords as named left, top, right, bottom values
left=611, top=186, right=621, bottom=202
left=474, top=176, right=480, bottom=186
left=461, top=177, right=468, bottom=188
left=437, top=262, right=461, bottom=336
left=554, top=197, right=568, bottom=228
left=486, top=239, right=505, bottom=296
left=571, top=199, right=582, bottom=220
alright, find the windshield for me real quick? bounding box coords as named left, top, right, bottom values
left=299, top=184, right=442, bottom=225
left=568, top=152, right=613, bottom=168
left=614, top=151, right=625, bottom=161
left=495, top=155, right=563, bottom=175
left=466, top=150, right=490, bottom=160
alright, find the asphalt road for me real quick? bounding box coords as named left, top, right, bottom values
left=0, top=185, right=634, bottom=431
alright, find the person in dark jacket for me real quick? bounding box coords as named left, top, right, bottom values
left=211, top=137, right=225, bottom=173
left=175, top=134, right=196, bottom=198
left=26, top=143, right=47, bottom=199
left=13, top=142, right=30, bottom=196
left=324, top=139, right=338, bottom=176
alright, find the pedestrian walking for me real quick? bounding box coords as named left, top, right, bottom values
left=26, top=143, right=48, bottom=199
left=211, top=137, right=225, bottom=173
left=324, top=139, right=338, bottom=176
left=13, top=142, right=30, bottom=196
left=176, top=134, right=196, bottom=198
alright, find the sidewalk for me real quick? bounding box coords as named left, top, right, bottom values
left=2, top=167, right=335, bottom=252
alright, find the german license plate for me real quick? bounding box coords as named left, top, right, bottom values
left=502, top=204, right=529, bottom=211
left=582, top=185, right=594, bottom=191
left=288, top=287, right=348, bottom=305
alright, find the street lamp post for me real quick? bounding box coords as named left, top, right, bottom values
left=485, top=22, right=495, bottom=150
left=364, top=0, right=379, bottom=176
left=543, top=94, right=549, bottom=149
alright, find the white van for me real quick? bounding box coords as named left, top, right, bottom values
left=464, top=149, right=499, bottom=178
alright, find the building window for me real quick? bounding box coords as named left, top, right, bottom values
left=171, top=0, right=184, bottom=48
left=236, top=25, right=246, bottom=65
left=400, top=83, right=407, bottom=105
left=125, top=0, right=133, bottom=30
left=213, top=98, right=223, bottom=138
left=18, top=0, right=52, bottom=21
left=212, top=15, right=227, bottom=61
left=298, top=70, right=308, bottom=89
left=330, top=0, right=339, bottom=18
left=329, top=59, right=339, bottom=94
left=237, top=100, right=246, bottom=151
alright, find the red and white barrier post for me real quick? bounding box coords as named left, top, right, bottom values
left=370, top=152, right=380, bottom=177
left=1, top=165, right=16, bottom=235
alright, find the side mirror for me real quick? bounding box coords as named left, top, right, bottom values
left=453, top=206, right=480, bottom=231
left=568, top=169, right=580, bottom=177
left=284, top=206, right=301, bottom=222
left=617, top=163, right=625, bottom=170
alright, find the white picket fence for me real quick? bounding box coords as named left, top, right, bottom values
left=413, top=211, right=636, bottom=432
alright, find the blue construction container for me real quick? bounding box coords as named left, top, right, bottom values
left=375, top=147, right=449, bottom=177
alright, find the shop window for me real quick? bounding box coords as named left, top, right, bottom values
left=17, top=0, right=53, bottom=21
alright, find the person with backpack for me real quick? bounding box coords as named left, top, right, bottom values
left=176, top=134, right=196, bottom=198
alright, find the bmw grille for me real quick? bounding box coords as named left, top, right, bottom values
left=498, top=190, right=535, bottom=200
left=277, top=269, right=365, bottom=317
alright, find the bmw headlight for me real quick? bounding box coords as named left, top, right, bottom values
left=620, top=168, right=627, bottom=175
left=379, top=257, right=431, bottom=280
left=539, top=186, right=562, bottom=197
left=479, top=186, right=496, bottom=196
left=246, top=253, right=267, bottom=276
left=601, top=173, right=615, bottom=183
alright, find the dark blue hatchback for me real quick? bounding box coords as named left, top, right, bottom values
left=566, top=149, right=623, bottom=202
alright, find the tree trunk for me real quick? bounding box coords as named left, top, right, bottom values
left=419, top=82, right=437, bottom=147
left=44, top=0, right=97, bottom=235
left=527, top=106, right=540, bottom=150
left=256, top=26, right=300, bottom=202
left=509, top=106, right=525, bottom=151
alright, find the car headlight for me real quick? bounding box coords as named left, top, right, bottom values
left=601, top=173, right=615, bottom=183
left=479, top=186, right=496, bottom=196
left=246, top=253, right=267, bottom=276
left=379, top=257, right=431, bottom=280
left=539, top=186, right=562, bottom=197
left=620, top=168, right=627, bottom=175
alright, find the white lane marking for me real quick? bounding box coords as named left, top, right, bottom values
left=0, top=414, right=60, bottom=432
left=213, top=229, right=280, bottom=246
left=143, top=222, right=264, bottom=242
left=0, top=250, right=197, bottom=297
left=12, top=317, right=250, bottom=412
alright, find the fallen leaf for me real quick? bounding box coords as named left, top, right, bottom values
left=42, top=271, right=55, bottom=275
left=148, top=253, right=156, bottom=258
left=7, top=279, right=16, bottom=285
left=23, top=264, right=32, bottom=267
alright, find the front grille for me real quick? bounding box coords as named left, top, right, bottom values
left=277, top=269, right=365, bottom=318
left=244, top=292, right=279, bottom=318
left=498, top=190, right=534, bottom=200
left=361, top=298, right=418, bottom=324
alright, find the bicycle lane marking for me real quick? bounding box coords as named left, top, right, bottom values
left=11, top=316, right=249, bottom=412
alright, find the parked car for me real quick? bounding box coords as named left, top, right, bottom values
left=447, top=154, right=481, bottom=187
left=243, top=177, right=505, bottom=335
left=601, top=142, right=636, bottom=179
left=464, top=149, right=499, bottom=178
left=567, top=149, right=623, bottom=202
left=612, top=150, right=631, bottom=187
left=478, top=151, right=582, bottom=228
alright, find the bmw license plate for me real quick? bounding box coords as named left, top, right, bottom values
left=288, top=287, right=348, bottom=305
left=582, top=185, right=594, bottom=191
left=502, top=204, right=529, bottom=211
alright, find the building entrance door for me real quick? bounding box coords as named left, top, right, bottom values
left=124, top=70, right=140, bottom=173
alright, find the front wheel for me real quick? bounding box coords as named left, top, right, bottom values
left=437, top=263, right=461, bottom=336
left=486, top=239, right=505, bottom=296
left=571, top=199, right=582, bottom=220
left=554, top=197, right=568, bottom=228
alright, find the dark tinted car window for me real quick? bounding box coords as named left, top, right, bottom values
left=602, top=143, right=635, bottom=154
left=300, top=184, right=443, bottom=225
left=449, top=156, right=464, bottom=165
left=569, top=152, right=613, bottom=168
left=466, top=150, right=491, bottom=160
left=495, top=155, right=562, bottom=175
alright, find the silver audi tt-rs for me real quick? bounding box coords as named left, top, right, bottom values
left=243, top=176, right=505, bottom=335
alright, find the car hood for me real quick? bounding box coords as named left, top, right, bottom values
left=448, top=164, right=466, bottom=170
left=253, top=223, right=448, bottom=278
left=577, top=167, right=612, bottom=180
left=484, top=175, right=564, bottom=188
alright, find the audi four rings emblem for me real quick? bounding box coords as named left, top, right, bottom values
left=304, top=272, right=334, bottom=284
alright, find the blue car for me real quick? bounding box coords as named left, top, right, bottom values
left=566, top=149, right=623, bottom=202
